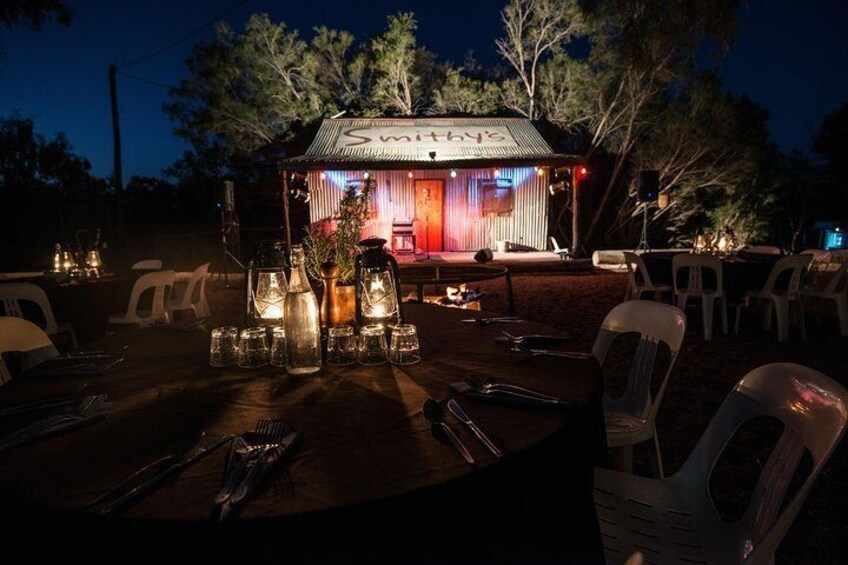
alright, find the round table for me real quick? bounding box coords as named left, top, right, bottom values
left=399, top=264, right=516, bottom=315
left=0, top=303, right=605, bottom=563
left=641, top=252, right=778, bottom=303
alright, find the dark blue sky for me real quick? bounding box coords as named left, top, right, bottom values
left=1, top=0, right=846, bottom=181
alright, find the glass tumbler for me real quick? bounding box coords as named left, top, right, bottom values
left=209, top=326, right=239, bottom=367
left=357, top=324, right=388, bottom=365
left=238, top=327, right=270, bottom=368
left=270, top=326, right=286, bottom=367
left=327, top=325, right=357, bottom=366
left=389, top=324, right=421, bottom=365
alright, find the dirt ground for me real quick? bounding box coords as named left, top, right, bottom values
left=206, top=269, right=847, bottom=563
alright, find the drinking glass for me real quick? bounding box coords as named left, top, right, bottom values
left=210, top=326, right=239, bottom=367
left=327, top=325, right=357, bottom=366
left=357, top=324, right=388, bottom=365
left=389, top=324, right=421, bottom=365
left=238, top=327, right=270, bottom=368
left=270, top=326, right=286, bottom=367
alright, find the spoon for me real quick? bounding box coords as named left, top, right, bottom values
left=423, top=399, right=475, bottom=465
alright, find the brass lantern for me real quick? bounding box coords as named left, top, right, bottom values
left=245, top=240, right=288, bottom=327
left=354, top=238, right=403, bottom=328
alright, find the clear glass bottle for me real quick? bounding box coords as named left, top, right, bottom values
left=284, top=245, right=322, bottom=375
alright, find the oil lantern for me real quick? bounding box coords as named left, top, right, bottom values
left=245, top=240, right=288, bottom=327
left=354, top=237, right=403, bottom=328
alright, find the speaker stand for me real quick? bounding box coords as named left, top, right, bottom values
left=635, top=202, right=651, bottom=252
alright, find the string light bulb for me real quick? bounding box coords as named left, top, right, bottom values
left=450, top=169, right=457, bottom=178
left=319, top=171, right=326, bottom=181
left=407, top=171, right=414, bottom=179
left=493, top=169, right=500, bottom=178
left=536, top=166, right=544, bottom=177
left=363, top=172, right=370, bottom=180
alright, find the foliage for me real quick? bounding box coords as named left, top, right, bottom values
left=303, top=183, right=371, bottom=283
left=368, top=12, right=421, bottom=116
left=1, top=0, right=71, bottom=31
left=495, top=0, right=584, bottom=120
left=431, top=67, right=500, bottom=115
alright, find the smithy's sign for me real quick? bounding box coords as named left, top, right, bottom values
left=334, top=126, right=519, bottom=151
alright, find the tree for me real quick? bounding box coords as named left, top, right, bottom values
left=368, top=12, right=421, bottom=116
left=431, top=67, right=500, bottom=115
left=495, top=0, right=584, bottom=119
left=167, top=14, right=324, bottom=154
left=813, top=102, right=848, bottom=210
left=311, top=26, right=367, bottom=112
left=533, top=0, right=742, bottom=250
left=1, top=0, right=71, bottom=30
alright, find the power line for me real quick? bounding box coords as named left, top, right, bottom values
left=116, top=70, right=173, bottom=90
left=120, top=0, right=250, bottom=69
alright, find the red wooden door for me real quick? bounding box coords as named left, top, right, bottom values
left=414, top=180, right=444, bottom=253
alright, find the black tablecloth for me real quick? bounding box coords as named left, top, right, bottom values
left=642, top=252, right=777, bottom=303
left=0, top=304, right=605, bottom=563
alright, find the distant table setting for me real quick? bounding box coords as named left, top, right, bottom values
left=641, top=251, right=778, bottom=303
left=0, top=271, right=142, bottom=343
left=0, top=303, right=605, bottom=562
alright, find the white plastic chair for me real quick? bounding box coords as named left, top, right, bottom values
left=0, top=316, right=59, bottom=385
left=549, top=237, right=570, bottom=260
left=672, top=254, right=727, bottom=340
left=734, top=254, right=812, bottom=342
left=167, top=263, right=211, bottom=319
left=801, top=257, right=848, bottom=337
left=592, top=301, right=687, bottom=479
left=594, top=362, right=848, bottom=565
left=132, top=259, right=163, bottom=270
left=108, top=271, right=175, bottom=327
left=0, top=282, right=78, bottom=348
left=622, top=252, right=673, bottom=302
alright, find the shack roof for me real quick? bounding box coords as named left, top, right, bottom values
left=282, top=117, right=582, bottom=170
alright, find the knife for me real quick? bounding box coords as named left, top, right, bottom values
left=447, top=399, right=502, bottom=458
left=0, top=384, right=87, bottom=417
left=92, top=433, right=231, bottom=515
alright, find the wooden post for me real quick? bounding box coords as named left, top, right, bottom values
left=571, top=170, right=581, bottom=259
left=281, top=169, right=292, bottom=257
left=108, top=64, right=125, bottom=238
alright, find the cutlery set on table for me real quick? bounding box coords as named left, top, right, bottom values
left=88, top=417, right=300, bottom=522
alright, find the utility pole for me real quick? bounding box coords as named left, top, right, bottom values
left=109, top=64, right=125, bottom=238
left=280, top=168, right=292, bottom=257
left=572, top=171, right=581, bottom=259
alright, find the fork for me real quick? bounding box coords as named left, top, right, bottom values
left=214, top=418, right=283, bottom=506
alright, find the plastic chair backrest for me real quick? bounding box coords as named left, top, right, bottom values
left=122, top=271, right=175, bottom=325
left=0, top=316, right=59, bottom=383
left=592, top=301, right=686, bottom=420
left=822, top=259, right=848, bottom=294
left=672, top=253, right=723, bottom=295
left=760, top=254, right=812, bottom=296
left=0, top=282, right=60, bottom=333
left=674, top=363, right=848, bottom=564
left=623, top=251, right=655, bottom=289
left=177, top=263, right=210, bottom=313
left=132, top=259, right=163, bottom=270
left=549, top=237, right=567, bottom=253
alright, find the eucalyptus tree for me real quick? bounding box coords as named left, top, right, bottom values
left=431, top=67, right=501, bottom=115
left=167, top=14, right=326, bottom=154
left=496, top=0, right=584, bottom=120
left=368, top=12, right=421, bottom=116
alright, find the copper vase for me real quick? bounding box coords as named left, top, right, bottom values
left=319, top=263, right=356, bottom=328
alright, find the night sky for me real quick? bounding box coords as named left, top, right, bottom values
left=1, top=0, right=846, bottom=181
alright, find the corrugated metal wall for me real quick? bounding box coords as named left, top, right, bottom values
left=306, top=167, right=549, bottom=251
